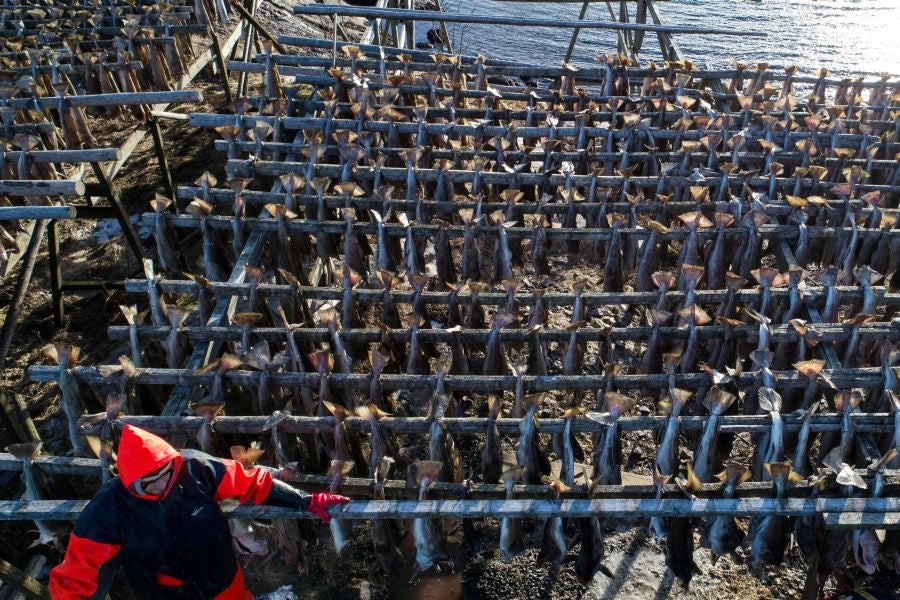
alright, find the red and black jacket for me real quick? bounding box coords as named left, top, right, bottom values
left=49, top=425, right=305, bottom=599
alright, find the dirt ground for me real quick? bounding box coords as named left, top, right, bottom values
left=0, top=3, right=898, bottom=600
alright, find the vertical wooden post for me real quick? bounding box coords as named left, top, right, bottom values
left=0, top=391, right=41, bottom=444
left=148, top=116, right=175, bottom=200
left=634, top=0, right=647, bottom=55
left=563, top=1, right=590, bottom=64
left=405, top=0, right=415, bottom=49
left=0, top=220, right=47, bottom=371
left=210, top=31, right=234, bottom=105
left=604, top=1, right=629, bottom=57
left=47, top=220, right=64, bottom=328
left=619, top=0, right=633, bottom=56
left=89, top=162, right=145, bottom=263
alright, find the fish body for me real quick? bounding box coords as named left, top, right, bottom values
left=538, top=512, right=567, bottom=577
left=411, top=461, right=453, bottom=581
left=655, top=388, right=689, bottom=479
left=749, top=462, right=794, bottom=576
left=589, top=392, right=633, bottom=486
left=47, top=344, right=90, bottom=457
left=702, top=465, right=749, bottom=557
left=372, top=458, right=404, bottom=573
left=428, top=393, right=458, bottom=483
left=483, top=313, right=512, bottom=375
left=693, top=387, right=736, bottom=483
left=151, top=197, right=180, bottom=272
left=482, top=396, right=502, bottom=485
left=499, top=466, right=526, bottom=561
left=516, top=395, right=548, bottom=485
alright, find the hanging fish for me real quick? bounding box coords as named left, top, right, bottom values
left=499, top=465, right=527, bottom=561
left=327, top=460, right=356, bottom=553
left=43, top=343, right=90, bottom=456
left=692, top=387, right=736, bottom=483
left=410, top=460, right=453, bottom=581
left=516, top=394, right=550, bottom=485
left=149, top=194, right=180, bottom=272
left=483, top=312, right=513, bottom=376
left=427, top=392, right=460, bottom=483
left=701, top=463, right=750, bottom=559
left=587, top=392, right=633, bottom=486
left=748, top=462, right=799, bottom=577
left=482, top=395, right=503, bottom=485
left=371, top=457, right=404, bottom=574
left=665, top=465, right=701, bottom=588
left=537, top=477, right=569, bottom=578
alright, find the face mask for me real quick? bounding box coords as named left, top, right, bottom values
left=132, top=460, right=174, bottom=496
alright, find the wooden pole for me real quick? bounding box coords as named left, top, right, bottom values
left=228, top=0, right=288, bottom=54
left=0, top=560, right=48, bottom=600
left=28, top=365, right=890, bottom=394
left=0, top=496, right=894, bottom=521
left=290, top=5, right=767, bottom=37
left=0, top=207, right=74, bottom=220
left=0, top=220, right=48, bottom=372
left=5, top=91, right=203, bottom=110
left=106, top=321, right=896, bottom=346
left=563, top=1, right=591, bottom=63
left=0, top=181, right=84, bottom=197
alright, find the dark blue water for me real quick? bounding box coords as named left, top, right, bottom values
left=437, top=0, right=899, bottom=77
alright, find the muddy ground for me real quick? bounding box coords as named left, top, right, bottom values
left=0, top=2, right=898, bottom=599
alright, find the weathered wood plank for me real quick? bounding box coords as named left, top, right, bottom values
left=0, top=497, right=895, bottom=520
left=63, top=412, right=897, bottom=437
left=28, top=365, right=889, bottom=392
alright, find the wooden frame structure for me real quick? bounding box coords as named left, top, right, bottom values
left=1, top=0, right=898, bottom=592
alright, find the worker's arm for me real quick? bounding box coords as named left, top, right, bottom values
left=265, top=477, right=349, bottom=522
left=49, top=491, right=122, bottom=600
left=187, top=450, right=349, bottom=521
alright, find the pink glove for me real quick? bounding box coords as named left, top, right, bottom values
left=308, top=492, right=350, bottom=522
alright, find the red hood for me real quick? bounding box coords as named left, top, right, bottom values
left=117, top=425, right=182, bottom=500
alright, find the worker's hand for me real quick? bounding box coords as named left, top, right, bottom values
left=307, top=492, right=350, bottom=522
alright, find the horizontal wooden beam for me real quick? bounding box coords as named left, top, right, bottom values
left=0, top=148, right=121, bottom=163
left=0, top=496, right=895, bottom=520
left=2, top=453, right=897, bottom=502
left=7, top=90, right=203, bottom=110
left=67, top=411, right=897, bottom=437
left=291, top=5, right=767, bottom=37
left=107, top=321, right=899, bottom=346
left=277, top=35, right=534, bottom=67
left=122, top=277, right=893, bottom=307
left=0, top=206, right=75, bottom=220
left=210, top=139, right=898, bottom=172
left=193, top=113, right=889, bottom=151
left=28, top=365, right=888, bottom=392
left=823, top=512, right=900, bottom=530
left=176, top=184, right=893, bottom=223
left=276, top=35, right=899, bottom=87
left=156, top=211, right=898, bottom=242
left=225, top=158, right=896, bottom=194
left=0, top=180, right=84, bottom=197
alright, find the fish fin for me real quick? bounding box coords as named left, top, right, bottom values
left=757, top=387, right=781, bottom=413
left=501, top=464, right=526, bottom=484
left=5, top=441, right=41, bottom=462
left=792, top=359, right=825, bottom=377
left=703, top=386, right=736, bottom=416
left=487, top=395, right=501, bottom=419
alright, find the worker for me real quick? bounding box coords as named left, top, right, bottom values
left=49, top=425, right=349, bottom=599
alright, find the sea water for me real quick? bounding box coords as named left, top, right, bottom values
left=435, top=0, right=899, bottom=76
